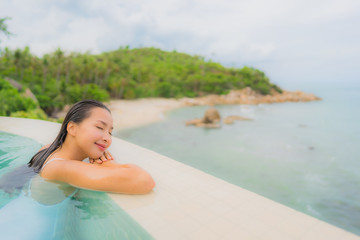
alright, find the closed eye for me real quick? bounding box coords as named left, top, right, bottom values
left=96, top=126, right=103, bottom=130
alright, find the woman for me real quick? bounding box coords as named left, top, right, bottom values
left=28, top=99, right=155, bottom=194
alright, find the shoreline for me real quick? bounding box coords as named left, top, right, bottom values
left=58, top=88, right=321, bottom=132
left=106, top=98, right=186, bottom=131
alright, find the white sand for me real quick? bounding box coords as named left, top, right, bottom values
left=106, top=98, right=186, bottom=131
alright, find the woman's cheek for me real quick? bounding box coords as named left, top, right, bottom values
left=92, top=130, right=104, bottom=140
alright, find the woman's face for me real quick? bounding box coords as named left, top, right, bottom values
left=74, top=107, right=113, bottom=159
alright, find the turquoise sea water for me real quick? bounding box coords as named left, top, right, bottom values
left=117, top=84, right=360, bottom=235
left=0, top=132, right=153, bottom=240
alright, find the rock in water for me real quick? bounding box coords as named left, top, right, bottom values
left=185, top=118, right=203, bottom=126
left=203, top=108, right=221, bottom=123
left=223, top=115, right=252, bottom=124
left=186, top=108, right=221, bottom=128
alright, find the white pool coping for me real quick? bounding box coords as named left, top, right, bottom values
left=0, top=116, right=359, bottom=240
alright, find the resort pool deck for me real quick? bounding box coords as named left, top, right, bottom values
left=0, top=116, right=359, bottom=240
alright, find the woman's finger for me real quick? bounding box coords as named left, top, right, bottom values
left=100, top=155, right=107, bottom=162
left=108, top=151, right=114, bottom=160
left=96, top=158, right=103, bottom=164
left=103, top=151, right=111, bottom=161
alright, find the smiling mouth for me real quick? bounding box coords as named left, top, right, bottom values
left=95, top=143, right=106, bottom=151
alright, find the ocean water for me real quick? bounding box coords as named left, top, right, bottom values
left=117, top=84, right=360, bottom=235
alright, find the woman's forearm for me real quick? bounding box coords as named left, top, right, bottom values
left=89, top=160, right=155, bottom=194
left=92, top=160, right=130, bottom=168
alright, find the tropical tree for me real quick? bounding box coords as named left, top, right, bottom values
left=0, top=17, right=12, bottom=45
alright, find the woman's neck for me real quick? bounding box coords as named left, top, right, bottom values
left=55, top=137, right=87, bottom=161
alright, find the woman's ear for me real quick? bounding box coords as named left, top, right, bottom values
left=67, top=121, right=77, bottom=136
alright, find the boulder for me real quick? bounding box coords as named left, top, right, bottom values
left=203, top=108, right=221, bottom=123
left=186, top=108, right=221, bottom=128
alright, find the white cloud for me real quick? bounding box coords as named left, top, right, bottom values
left=1, top=0, right=360, bottom=85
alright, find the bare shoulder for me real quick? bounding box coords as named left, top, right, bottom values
left=39, top=144, right=51, bottom=151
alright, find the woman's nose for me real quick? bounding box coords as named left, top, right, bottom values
left=103, top=133, right=111, bottom=142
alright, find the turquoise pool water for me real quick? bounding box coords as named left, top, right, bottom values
left=0, top=131, right=153, bottom=240
left=117, top=86, right=360, bottom=235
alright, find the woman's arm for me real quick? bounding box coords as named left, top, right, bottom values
left=40, top=160, right=155, bottom=194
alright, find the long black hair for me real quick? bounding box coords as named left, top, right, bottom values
left=28, top=100, right=111, bottom=173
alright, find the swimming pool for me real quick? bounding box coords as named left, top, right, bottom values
left=0, top=131, right=154, bottom=240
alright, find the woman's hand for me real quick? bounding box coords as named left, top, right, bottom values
left=89, top=151, right=114, bottom=164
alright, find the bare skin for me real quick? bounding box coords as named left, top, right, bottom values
left=40, top=108, right=155, bottom=194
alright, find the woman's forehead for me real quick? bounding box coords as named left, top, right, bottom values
left=88, top=108, right=113, bottom=125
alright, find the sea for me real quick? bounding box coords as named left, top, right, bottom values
left=115, top=82, right=360, bottom=235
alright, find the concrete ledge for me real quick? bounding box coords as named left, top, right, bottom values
left=1, top=117, right=359, bottom=240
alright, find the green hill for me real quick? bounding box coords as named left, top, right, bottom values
left=0, top=46, right=281, bottom=117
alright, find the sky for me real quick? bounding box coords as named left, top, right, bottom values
left=1, top=0, right=360, bottom=90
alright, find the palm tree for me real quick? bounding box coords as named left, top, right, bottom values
left=20, top=46, right=31, bottom=81
left=54, top=48, right=64, bottom=83
left=13, top=49, right=22, bottom=79
left=0, top=17, right=12, bottom=46
left=42, top=54, right=49, bottom=91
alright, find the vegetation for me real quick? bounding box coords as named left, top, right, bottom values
left=0, top=17, right=12, bottom=44
left=0, top=17, right=281, bottom=119
left=0, top=77, right=37, bottom=116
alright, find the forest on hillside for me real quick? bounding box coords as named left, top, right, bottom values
left=0, top=18, right=281, bottom=119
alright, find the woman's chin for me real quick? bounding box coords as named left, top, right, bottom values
left=89, top=153, right=103, bottom=159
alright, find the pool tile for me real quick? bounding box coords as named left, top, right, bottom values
left=275, top=212, right=320, bottom=238
left=239, top=217, right=272, bottom=236
left=203, top=217, right=238, bottom=236
left=223, top=210, right=249, bottom=225
left=150, top=224, right=186, bottom=240
left=235, top=199, right=268, bottom=217
left=223, top=227, right=260, bottom=240
left=173, top=217, right=203, bottom=238
left=253, top=207, right=287, bottom=227
left=187, top=226, right=220, bottom=240
left=206, top=199, right=234, bottom=217
left=259, top=228, right=295, bottom=240
left=140, top=216, right=169, bottom=232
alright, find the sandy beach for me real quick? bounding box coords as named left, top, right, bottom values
left=105, top=88, right=320, bottom=131
left=106, top=98, right=186, bottom=131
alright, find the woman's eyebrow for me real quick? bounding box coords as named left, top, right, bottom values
left=97, top=120, right=114, bottom=130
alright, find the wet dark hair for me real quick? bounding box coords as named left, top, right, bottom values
left=28, top=100, right=111, bottom=173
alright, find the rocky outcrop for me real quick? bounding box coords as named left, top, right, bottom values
left=181, top=87, right=321, bottom=106
left=23, top=88, right=38, bottom=103
left=5, top=77, right=22, bottom=91
left=4, top=77, right=39, bottom=103
left=186, top=108, right=253, bottom=128
left=186, top=108, right=221, bottom=128
left=223, top=115, right=252, bottom=124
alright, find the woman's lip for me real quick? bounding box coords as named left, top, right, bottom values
left=95, top=143, right=106, bottom=151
